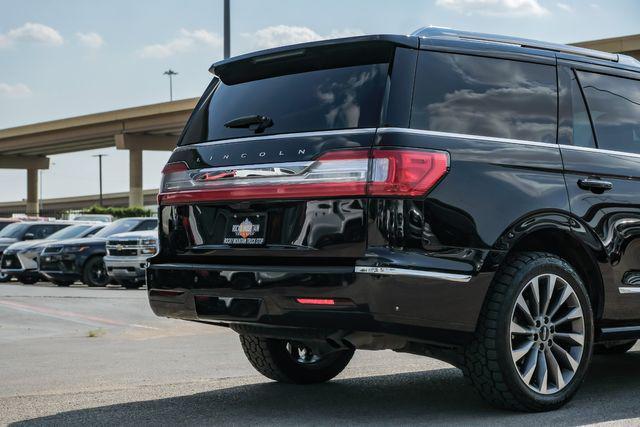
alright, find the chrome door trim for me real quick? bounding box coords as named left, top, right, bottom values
left=354, top=266, right=471, bottom=283
left=619, top=287, right=640, bottom=294
left=376, top=127, right=558, bottom=149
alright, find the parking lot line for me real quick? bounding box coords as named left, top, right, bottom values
left=0, top=299, right=158, bottom=329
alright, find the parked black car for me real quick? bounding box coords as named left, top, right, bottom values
left=0, top=221, right=73, bottom=282
left=39, top=217, right=157, bottom=287
left=0, top=223, right=105, bottom=284
left=147, top=28, right=640, bottom=411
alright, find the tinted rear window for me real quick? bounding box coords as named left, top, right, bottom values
left=578, top=71, right=640, bottom=154
left=180, top=63, right=389, bottom=144
left=411, top=51, right=557, bottom=143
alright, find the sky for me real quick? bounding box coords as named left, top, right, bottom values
left=1, top=0, right=639, bottom=203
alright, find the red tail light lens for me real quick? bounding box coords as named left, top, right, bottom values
left=368, top=150, right=449, bottom=197
left=159, top=148, right=448, bottom=203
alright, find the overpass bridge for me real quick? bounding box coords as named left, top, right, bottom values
left=0, top=34, right=638, bottom=216
left=0, top=98, right=197, bottom=215
left=0, top=189, right=160, bottom=217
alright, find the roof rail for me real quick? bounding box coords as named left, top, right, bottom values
left=412, top=27, right=621, bottom=63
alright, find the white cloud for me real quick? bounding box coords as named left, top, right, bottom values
left=556, top=2, right=573, bottom=12
left=139, top=29, right=221, bottom=59
left=246, top=25, right=365, bottom=50
left=0, top=83, right=32, bottom=98
left=179, top=29, right=222, bottom=47
left=76, top=32, right=104, bottom=48
left=0, top=22, right=63, bottom=47
left=435, top=0, right=550, bottom=16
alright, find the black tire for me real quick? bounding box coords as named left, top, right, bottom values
left=239, top=335, right=354, bottom=384
left=0, top=272, right=11, bottom=283
left=52, top=280, right=73, bottom=287
left=18, top=275, right=37, bottom=285
left=121, top=281, right=141, bottom=289
left=464, top=252, right=594, bottom=412
left=82, top=256, right=110, bottom=287
left=594, top=340, right=636, bottom=355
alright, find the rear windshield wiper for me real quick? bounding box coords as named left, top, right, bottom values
left=224, top=115, right=273, bottom=133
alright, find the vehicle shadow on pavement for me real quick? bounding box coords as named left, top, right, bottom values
left=11, top=353, right=640, bottom=426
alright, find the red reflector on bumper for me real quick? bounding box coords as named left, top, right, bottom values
left=295, top=298, right=336, bottom=305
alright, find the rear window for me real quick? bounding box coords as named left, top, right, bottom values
left=180, top=63, right=389, bottom=144
left=411, top=51, right=557, bottom=143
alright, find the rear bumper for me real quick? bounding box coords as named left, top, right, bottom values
left=147, top=262, right=492, bottom=344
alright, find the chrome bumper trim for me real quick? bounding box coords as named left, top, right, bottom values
left=354, top=266, right=471, bottom=283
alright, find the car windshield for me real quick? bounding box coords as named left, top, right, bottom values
left=93, top=219, right=141, bottom=238
left=47, top=224, right=92, bottom=240
left=0, top=223, right=29, bottom=239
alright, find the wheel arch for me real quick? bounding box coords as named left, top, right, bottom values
left=500, top=223, right=605, bottom=319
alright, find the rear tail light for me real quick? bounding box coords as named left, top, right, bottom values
left=159, top=148, right=448, bottom=204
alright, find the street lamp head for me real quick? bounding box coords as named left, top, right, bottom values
left=163, top=69, right=178, bottom=76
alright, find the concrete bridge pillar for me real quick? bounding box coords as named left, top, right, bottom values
left=0, top=156, right=49, bottom=216
left=115, top=133, right=176, bottom=208
left=26, top=168, right=39, bottom=216
left=129, top=149, right=143, bottom=207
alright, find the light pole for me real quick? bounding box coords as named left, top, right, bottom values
left=224, top=0, right=230, bottom=59
left=163, top=69, right=178, bottom=101
left=92, top=154, right=107, bottom=207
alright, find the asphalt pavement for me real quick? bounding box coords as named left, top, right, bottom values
left=1, top=282, right=640, bottom=426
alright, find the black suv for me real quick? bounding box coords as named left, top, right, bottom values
left=147, top=28, right=640, bottom=411
left=39, top=217, right=157, bottom=287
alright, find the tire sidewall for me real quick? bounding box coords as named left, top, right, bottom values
left=266, top=339, right=354, bottom=383
left=83, top=256, right=109, bottom=287
left=496, top=256, right=594, bottom=409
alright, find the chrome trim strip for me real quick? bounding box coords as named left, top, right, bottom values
left=560, top=144, right=640, bottom=160
left=354, top=266, right=471, bottom=283
left=377, top=127, right=558, bottom=149
left=619, top=287, right=640, bottom=294
left=179, top=128, right=378, bottom=150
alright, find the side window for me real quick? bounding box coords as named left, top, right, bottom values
left=411, top=51, right=557, bottom=143
left=135, top=220, right=157, bottom=231
left=578, top=71, right=640, bottom=154
left=558, top=67, right=596, bottom=148
left=28, top=225, right=53, bottom=239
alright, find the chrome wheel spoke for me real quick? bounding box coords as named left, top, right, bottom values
left=554, top=332, right=584, bottom=346
left=530, top=276, right=541, bottom=317
left=511, top=320, right=535, bottom=335
left=553, top=306, right=583, bottom=326
left=541, top=274, right=556, bottom=316
left=509, top=273, right=584, bottom=395
left=521, top=347, right=539, bottom=384
left=516, top=295, right=536, bottom=326
left=536, top=350, right=549, bottom=394
left=545, top=347, right=565, bottom=390
left=548, top=285, right=573, bottom=319
left=552, top=343, right=580, bottom=372
left=513, top=340, right=536, bottom=362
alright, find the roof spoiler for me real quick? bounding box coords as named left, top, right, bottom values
left=209, top=34, right=418, bottom=83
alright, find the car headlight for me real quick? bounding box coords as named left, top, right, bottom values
left=63, top=245, right=89, bottom=253
left=140, top=238, right=157, bottom=246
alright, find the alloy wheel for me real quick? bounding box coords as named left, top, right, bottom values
left=509, top=273, right=585, bottom=395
